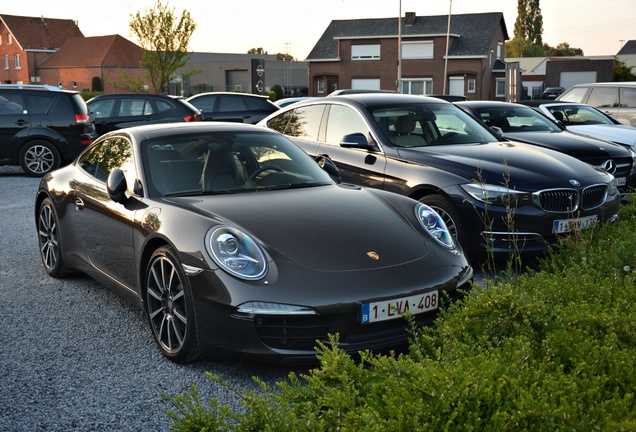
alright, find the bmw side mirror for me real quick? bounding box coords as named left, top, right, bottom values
left=340, top=133, right=370, bottom=149
left=107, top=168, right=128, bottom=203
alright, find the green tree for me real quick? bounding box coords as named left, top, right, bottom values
left=248, top=47, right=267, bottom=54
left=506, top=37, right=544, bottom=57
left=614, top=60, right=636, bottom=81
left=276, top=53, right=294, bottom=62
left=513, top=0, right=543, bottom=46
left=129, top=0, right=197, bottom=94
left=270, top=84, right=284, bottom=101
left=544, top=42, right=584, bottom=56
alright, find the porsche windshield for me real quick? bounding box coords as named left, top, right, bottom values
left=372, top=103, right=497, bottom=147
left=143, top=131, right=334, bottom=197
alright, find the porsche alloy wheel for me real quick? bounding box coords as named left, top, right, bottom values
left=37, top=198, right=70, bottom=277
left=145, top=246, right=199, bottom=362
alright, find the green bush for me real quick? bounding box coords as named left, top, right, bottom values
left=79, top=90, right=104, bottom=102
left=164, top=203, right=636, bottom=431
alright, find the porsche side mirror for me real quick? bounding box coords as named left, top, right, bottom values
left=107, top=168, right=128, bottom=203
left=490, top=126, right=505, bottom=138
left=315, top=155, right=341, bottom=182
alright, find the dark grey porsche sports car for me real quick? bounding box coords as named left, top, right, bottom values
left=35, top=122, right=472, bottom=364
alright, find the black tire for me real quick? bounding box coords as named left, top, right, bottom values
left=145, top=246, right=200, bottom=363
left=19, top=140, right=61, bottom=177
left=419, top=194, right=466, bottom=251
left=37, top=198, right=72, bottom=277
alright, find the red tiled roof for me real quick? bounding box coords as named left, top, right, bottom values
left=40, top=35, right=143, bottom=68
left=0, top=14, right=84, bottom=50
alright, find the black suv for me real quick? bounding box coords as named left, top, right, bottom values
left=0, top=84, right=98, bottom=176
left=186, top=92, right=278, bottom=124
left=87, top=93, right=202, bottom=136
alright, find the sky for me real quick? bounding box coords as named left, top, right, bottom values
left=3, top=0, right=635, bottom=59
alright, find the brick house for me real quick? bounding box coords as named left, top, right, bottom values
left=306, top=12, right=510, bottom=100
left=0, top=14, right=84, bottom=85
left=37, top=35, right=144, bottom=92
left=0, top=14, right=145, bottom=92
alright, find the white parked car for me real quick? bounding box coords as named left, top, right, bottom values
left=527, top=101, right=636, bottom=150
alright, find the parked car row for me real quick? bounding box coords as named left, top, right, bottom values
left=29, top=88, right=636, bottom=365
left=257, top=93, right=630, bottom=259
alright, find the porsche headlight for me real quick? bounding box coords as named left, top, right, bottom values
left=207, top=226, right=267, bottom=280
left=460, top=182, right=531, bottom=206
left=415, top=204, right=456, bottom=250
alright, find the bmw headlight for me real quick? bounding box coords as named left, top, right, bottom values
left=415, top=204, right=456, bottom=250
left=206, top=226, right=267, bottom=280
left=460, top=182, right=531, bottom=206
left=607, top=175, right=619, bottom=197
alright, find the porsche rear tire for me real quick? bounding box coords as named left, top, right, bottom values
left=37, top=198, right=72, bottom=278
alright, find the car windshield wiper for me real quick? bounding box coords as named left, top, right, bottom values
left=254, top=182, right=331, bottom=192
left=163, top=189, right=241, bottom=197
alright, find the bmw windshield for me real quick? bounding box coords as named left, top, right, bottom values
left=371, top=103, right=497, bottom=147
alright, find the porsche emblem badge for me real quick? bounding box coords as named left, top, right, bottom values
left=367, top=251, right=380, bottom=261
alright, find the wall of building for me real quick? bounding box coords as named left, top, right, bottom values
left=177, top=53, right=309, bottom=96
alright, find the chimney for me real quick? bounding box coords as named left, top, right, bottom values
left=404, top=12, right=416, bottom=26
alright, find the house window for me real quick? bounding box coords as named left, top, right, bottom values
left=7, top=34, right=12, bottom=45
left=0, top=35, right=3, bottom=45
left=401, top=41, right=434, bottom=59
left=497, top=42, right=503, bottom=59
left=3, top=55, right=8, bottom=70
left=317, top=80, right=325, bottom=94
left=72, top=81, right=77, bottom=88
left=351, top=78, right=381, bottom=90
left=467, top=79, right=476, bottom=93
left=401, top=79, right=433, bottom=95
left=351, top=44, right=380, bottom=60
left=496, top=78, right=506, bottom=97
left=14, top=54, right=21, bottom=69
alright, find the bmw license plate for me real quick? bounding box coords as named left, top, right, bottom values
left=361, top=290, right=438, bottom=324
left=552, top=215, right=598, bottom=234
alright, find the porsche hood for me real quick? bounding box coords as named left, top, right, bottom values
left=180, top=184, right=438, bottom=272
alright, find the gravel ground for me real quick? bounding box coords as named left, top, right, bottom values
left=0, top=166, right=296, bottom=431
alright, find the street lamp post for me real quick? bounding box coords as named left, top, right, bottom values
left=397, top=0, right=402, bottom=92
left=442, top=0, right=452, bottom=95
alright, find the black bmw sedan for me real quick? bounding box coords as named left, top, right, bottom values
left=35, top=122, right=472, bottom=364
left=258, top=93, right=622, bottom=259
left=456, top=100, right=636, bottom=192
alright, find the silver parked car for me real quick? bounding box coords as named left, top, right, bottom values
left=529, top=101, right=636, bottom=150
left=556, top=82, right=636, bottom=127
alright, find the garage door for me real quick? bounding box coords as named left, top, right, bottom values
left=560, top=72, right=597, bottom=90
